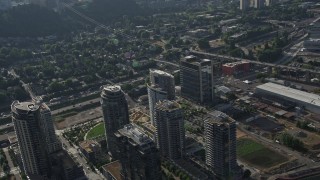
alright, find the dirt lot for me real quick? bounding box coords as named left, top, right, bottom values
left=248, top=117, right=284, bottom=133
left=237, top=128, right=248, bottom=139
left=55, top=107, right=102, bottom=129
left=286, top=128, right=320, bottom=150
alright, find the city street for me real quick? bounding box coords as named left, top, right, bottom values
left=1, top=147, right=21, bottom=180
left=56, top=131, right=105, bottom=180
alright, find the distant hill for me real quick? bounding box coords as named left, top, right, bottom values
left=0, top=5, right=71, bottom=37
left=77, top=0, right=147, bottom=23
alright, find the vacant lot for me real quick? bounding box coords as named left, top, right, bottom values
left=237, top=138, right=288, bottom=169
left=54, top=107, right=102, bottom=129
left=86, top=123, right=105, bottom=140
left=248, top=117, right=284, bottom=132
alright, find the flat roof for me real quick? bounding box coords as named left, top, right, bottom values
left=103, top=85, right=121, bottom=92
left=206, top=111, right=235, bottom=125
left=150, top=69, right=174, bottom=78
left=12, top=101, right=39, bottom=112
left=155, top=100, right=181, bottom=111
left=118, top=124, right=152, bottom=146
left=102, top=161, right=122, bottom=180
left=256, top=83, right=320, bottom=107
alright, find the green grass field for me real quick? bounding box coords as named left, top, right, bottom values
left=86, top=123, right=105, bottom=139
left=237, top=138, right=288, bottom=169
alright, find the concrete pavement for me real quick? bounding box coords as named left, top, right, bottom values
left=57, top=132, right=105, bottom=180
left=2, top=147, right=21, bottom=180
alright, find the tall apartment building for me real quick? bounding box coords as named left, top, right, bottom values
left=0, top=0, right=11, bottom=11
left=147, top=69, right=175, bottom=126
left=254, top=0, right=265, bottom=8
left=240, top=0, right=249, bottom=10
left=266, top=0, right=277, bottom=6
left=155, top=100, right=185, bottom=160
left=34, top=97, right=61, bottom=154
left=180, top=55, right=221, bottom=104
left=115, top=123, right=161, bottom=180
left=11, top=101, right=51, bottom=178
left=101, top=85, right=129, bottom=157
left=204, top=111, right=237, bottom=177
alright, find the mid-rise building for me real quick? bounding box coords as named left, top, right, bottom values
left=79, top=140, right=103, bottom=164
left=115, top=123, right=161, bottom=180
left=240, top=0, right=249, bottom=10
left=222, top=61, right=250, bottom=76
left=155, top=100, right=185, bottom=160
left=101, top=85, right=129, bottom=157
left=101, top=160, right=122, bottom=180
left=180, top=55, right=213, bottom=104
left=147, top=69, right=175, bottom=126
left=11, top=101, right=51, bottom=178
left=205, top=111, right=237, bottom=177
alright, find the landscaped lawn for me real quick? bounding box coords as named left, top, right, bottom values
left=86, top=123, right=105, bottom=139
left=237, top=138, right=288, bottom=169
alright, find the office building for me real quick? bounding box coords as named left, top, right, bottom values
left=115, top=124, right=161, bottom=180
left=204, top=111, right=237, bottom=177
left=255, top=82, right=320, bottom=114
left=34, top=97, right=61, bottom=154
left=180, top=55, right=212, bottom=104
left=240, top=0, right=249, bottom=10
left=101, top=85, right=129, bottom=157
left=155, top=100, right=185, bottom=160
left=147, top=69, right=175, bottom=126
left=11, top=101, right=51, bottom=178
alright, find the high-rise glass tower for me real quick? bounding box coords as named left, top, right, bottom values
left=147, top=69, right=175, bottom=126
left=154, top=100, right=185, bottom=160
left=12, top=101, right=51, bottom=178
left=101, top=85, right=129, bottom=157
left=204, top=111, right=237, bottom=177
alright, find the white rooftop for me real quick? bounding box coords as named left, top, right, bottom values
left=104, top=85, right=121, bottom=92
left=119, top=124, right=152, bottom=146
left=150, top=69, right=173, bottom=78
left=256, top=83, right=320, bottom=107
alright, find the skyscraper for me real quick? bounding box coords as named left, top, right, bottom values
left=240, top=0, right=249, bottom=10
left=11, top=101, right=51, bottom=178
left=180, top=55, right=212, bottom=104
left=115, top=123, right=161, bottom=180
left=254, top=0, right=265, bottom=8
left=34, top=97, right=61, bottom=154
left=147, top=69, right=175, bottom=126
left=101, top=85, right=129, bottom=157
left=204, top=111, right=237, bottom=177
left=155, top=100, right=185, bottom=160
left=0, top=0, right=11, bottom=11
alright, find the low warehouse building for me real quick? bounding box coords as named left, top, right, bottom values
left=255, top=83, right=320, bottom=114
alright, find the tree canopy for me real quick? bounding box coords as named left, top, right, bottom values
left=0, top=5, right=71, bottom=37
